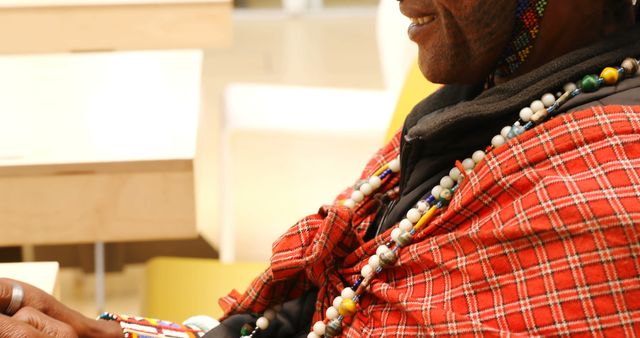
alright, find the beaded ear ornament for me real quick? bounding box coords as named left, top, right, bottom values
left=495, top=0, right=549, bottom=77
left=239, top=57, right=640, bottom=338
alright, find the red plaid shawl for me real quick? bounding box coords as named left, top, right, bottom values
left=220, top=105, right=640, bottom=336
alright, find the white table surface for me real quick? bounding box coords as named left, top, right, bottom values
left=0, top=50, right=202, bottom=168
left=0, top=50, right=203, bottom=247
left=0, top=262, right=59, bottom=295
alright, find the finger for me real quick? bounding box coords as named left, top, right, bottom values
left=0, top=280, right=16, bottom=314
left=0, top=278, right=90, bottom=334
left=0, top=314, right=50, bottom=338
left=0, top=278, right=50, bottom=315
left=12, top=307, right=78, bottom=338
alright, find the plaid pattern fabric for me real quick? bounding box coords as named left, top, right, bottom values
left=220, top=104, right=640, bottom=336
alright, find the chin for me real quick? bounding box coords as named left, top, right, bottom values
left=419, top=58, right=470, bottom=85
left=418, top=48, right=491, bottom=85
left=418, top=58, right=488, bottom=85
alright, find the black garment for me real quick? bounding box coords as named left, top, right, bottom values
left=204, top=289, right=318, bottom=337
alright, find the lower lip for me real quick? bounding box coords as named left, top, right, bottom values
left=407, top=18, right=436, bottom=42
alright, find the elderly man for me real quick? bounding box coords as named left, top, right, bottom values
left=2, top=0, right=640, bottom=337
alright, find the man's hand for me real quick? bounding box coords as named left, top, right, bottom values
left=0, top=278, right=122, bottom=338
left=0, top=308, right=77, bottom=338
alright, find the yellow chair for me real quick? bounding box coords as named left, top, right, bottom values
left=143, top=60, right=439, bottom=322
left=144, top=257, right=268, bottom=322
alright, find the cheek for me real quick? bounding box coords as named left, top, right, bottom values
left=441, top=1, right=515, bottom=41
left=446, top=1, right=517, bottom=67
left=417, top=43, right=461, bottom=84
left=417, top=0, right=517, bottom=83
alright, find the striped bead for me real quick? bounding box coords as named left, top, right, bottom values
left=324, top=319, right=342, bottom=337
left=395, top=232, right=412, bottom=247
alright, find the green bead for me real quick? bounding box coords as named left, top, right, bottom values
left=240, top=323, right=253, bottom=336
left=439, top=189, right=453, bottom=202
left=580, top=74, right=600, bottom=92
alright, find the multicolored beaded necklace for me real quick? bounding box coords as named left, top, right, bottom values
left=240, top=57, right=640, bottom=338
left=495, top=0, right=549, bottom=77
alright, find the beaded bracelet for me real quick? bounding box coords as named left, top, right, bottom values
left=98, top=312, right=205, bottom=338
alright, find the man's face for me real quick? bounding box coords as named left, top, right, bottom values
left=400, top=0, right=517, bottom=84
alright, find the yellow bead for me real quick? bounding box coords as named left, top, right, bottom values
left=600, top=67, right=619, bottom=85
left=338, top=298, right=357, bottom=317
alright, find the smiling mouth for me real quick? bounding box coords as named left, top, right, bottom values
left=409, top=15, right=436, bottom=26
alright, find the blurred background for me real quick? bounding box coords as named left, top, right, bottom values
left=0, top=0, right=432, bottom=322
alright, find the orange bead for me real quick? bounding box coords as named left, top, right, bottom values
left=600, top=67, right=619, bottom=85
left=338, top=298, right=357, bottom=317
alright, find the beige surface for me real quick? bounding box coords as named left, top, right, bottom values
left=0, top=1, right=231, bottom=54
left=0, top=51, right=203, bottom=246
left=195, top=10, right=383, bottom=254
left=229, top=131, right=382, bottom=260
left=58, top=265, right=145, bottom=317
left=0, top=262, right=60, bottom=297
left=213, top=0, right=417, bottom=261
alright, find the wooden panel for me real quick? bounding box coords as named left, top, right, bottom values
left=0, top=162, right=197, bottom=246
left=0, top=2, right=231, bottom=54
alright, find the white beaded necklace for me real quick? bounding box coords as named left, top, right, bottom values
left=240, top=57, right=640, bottom=338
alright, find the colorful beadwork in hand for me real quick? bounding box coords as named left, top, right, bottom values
left=99, top=312, right=205, bottom=338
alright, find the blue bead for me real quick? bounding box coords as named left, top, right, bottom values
left=507, top=124, right=525, bottom=138
left=523, top=121, right=534, bottom=131
left=379, top=169, right=392, bottom=179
